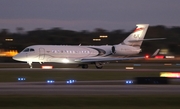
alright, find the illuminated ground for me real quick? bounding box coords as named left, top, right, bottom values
left=1, top=62, right=180, bottom=109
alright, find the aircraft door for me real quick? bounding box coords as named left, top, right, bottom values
left=39, top=48, right=45, bottom=60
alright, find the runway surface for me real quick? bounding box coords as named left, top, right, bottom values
left=0, top=82, right=180, bottom=95
left=1, top=62, right=180, bottom=71
left=1, top=63, right=180, bottom=95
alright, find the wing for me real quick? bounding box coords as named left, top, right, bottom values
left=78, top=56, right=145, bottom=63
left=78, top=49, right=159, bottom=63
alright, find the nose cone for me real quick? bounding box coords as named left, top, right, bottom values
left=12, top=54, right=19, bottom=61
left=12, top=53, right=24, bottom=61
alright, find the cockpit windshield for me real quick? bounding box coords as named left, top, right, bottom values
left=30, top=48, right=35, bottom=52
left=23, top=48, right=35, bottom=52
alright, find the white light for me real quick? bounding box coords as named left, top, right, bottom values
left=5, top=38, right=13, bottom=41
left=165, top=56, right=175, bottom=59
left=42, top=66, right=53, bottom=69
left=164, top=63, right=172, bottom=66
left=62, top=58, right=70, bottom=63
left=99, top=35, right=108, bottom=38
left=93, top=39, right=101, bottom=41
left=125, top=67, right=134, bottom=69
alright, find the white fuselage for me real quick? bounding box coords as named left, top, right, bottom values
left=13, top=44, right=141, bottom=64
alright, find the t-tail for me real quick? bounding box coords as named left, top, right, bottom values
left=122, top=24, right=149, bottom=47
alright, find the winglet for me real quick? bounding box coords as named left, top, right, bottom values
left=152, top=49, right=160, bottom=57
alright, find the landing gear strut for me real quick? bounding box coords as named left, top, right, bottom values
left=27, top=61, right=32, bottom=68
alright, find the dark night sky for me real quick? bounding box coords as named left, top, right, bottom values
left=0, top=0, right=179, bottom=32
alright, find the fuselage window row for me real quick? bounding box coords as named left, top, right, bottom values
left=51, top=50, right=96, bottom=54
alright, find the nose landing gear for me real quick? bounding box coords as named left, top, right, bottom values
left=27, top=61, right=32, bottom=68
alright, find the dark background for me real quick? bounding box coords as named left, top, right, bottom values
left=0, top=25, right=179, bottom=62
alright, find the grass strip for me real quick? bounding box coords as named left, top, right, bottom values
left=0, top=95, right=180, bottom=108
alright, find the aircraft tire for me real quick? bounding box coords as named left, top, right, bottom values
left=82, top=64, right=88, bottom=69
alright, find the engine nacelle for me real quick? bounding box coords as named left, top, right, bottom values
left=112, top=45, right=141, bottom=55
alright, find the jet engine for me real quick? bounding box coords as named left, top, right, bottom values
left=111, top=45, right=141, bottom=55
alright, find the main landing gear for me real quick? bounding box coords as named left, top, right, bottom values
left=81, top=64, right=88, bottom=69
left=79, top=62, right=103, bottom=69
left=95, top=62, right=103, bottom=69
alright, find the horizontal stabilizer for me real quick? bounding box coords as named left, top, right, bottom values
left=129, top=38, right=166, bottom=42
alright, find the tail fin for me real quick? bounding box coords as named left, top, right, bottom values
left=122, top=24, right=149, bottom=47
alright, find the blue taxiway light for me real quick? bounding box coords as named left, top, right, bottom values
left=133, top=64, right=141, bottom=66
left=47, top=80, right=55, bottom=83
left=126, top=80, right=133, bottom=84
left=18, top=78, right=26, bottom=81
left=66, top=80, right=76, bottom=84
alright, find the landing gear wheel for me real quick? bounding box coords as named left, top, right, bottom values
left=82, top=64, right=88, bottom=69
left=95, top=66, right=103, bottom=69
left=95, top=62, right=103, bottom=69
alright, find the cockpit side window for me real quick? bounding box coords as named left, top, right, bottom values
left=23, top=48, right=29, bottom=52
left=23, top=48, right=35, bottom=52
left=30, top=48, right=35, bottom=52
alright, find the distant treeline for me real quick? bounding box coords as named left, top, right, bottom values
left=0, top=25, right=180, bottom=55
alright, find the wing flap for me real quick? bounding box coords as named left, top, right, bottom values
left=80, top=56, right=145, bottom=63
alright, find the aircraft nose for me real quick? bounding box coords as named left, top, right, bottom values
left=12, top=54, right=22, bottom=61
left=12, top=55, right=18, bottom=60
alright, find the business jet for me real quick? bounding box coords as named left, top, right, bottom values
left=13, top=24, right=160, bottom=69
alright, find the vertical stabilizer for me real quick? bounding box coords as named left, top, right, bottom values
left=122, top=24, right=149, bottom=47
